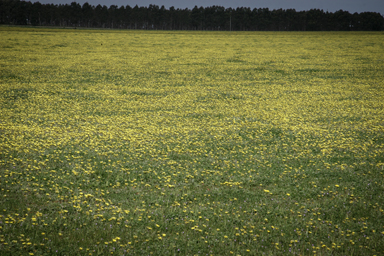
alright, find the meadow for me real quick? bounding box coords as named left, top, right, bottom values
left=0, top=27, right=384, bottom=255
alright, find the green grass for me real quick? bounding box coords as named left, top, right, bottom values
left=1, top=27, right=384, bottom=255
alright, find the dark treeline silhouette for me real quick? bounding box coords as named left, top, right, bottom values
left=1, top=0, right=383, bottom=31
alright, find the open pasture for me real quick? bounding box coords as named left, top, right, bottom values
left=0, top=27, right=384, bottom=255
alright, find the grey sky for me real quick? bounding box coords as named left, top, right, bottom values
left=36, top=0, right=384, bottom=15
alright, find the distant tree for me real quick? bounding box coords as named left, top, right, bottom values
left=81, top=2, right=93, bottom=27
left=306, top=9, right=326, bottom=31
left=271, top=8, right=285, bottom=31
left=190, top=6, right=199, bottom=30
left=13, top=0, right=32, bottom=25
left=191, top=6, right=204, bottom=30
left=157, top=5, right=167, bottom=30
left=1, top=1, right=383, bottom=31
left=213, top=6, right=226, bottom=30
left=358, top=12, right=384, bottom=30
left=332, top=10, right=352, bottom=30
left=69, top=2, right=81, bottom=26
left=124, top=5, right=132, bottom=29
left=284, top=9, right=299, bottom=31
left=30, top=1, right=42, bottom=25
left=256, top=8, right=272, bottom=31
left=108, top=5, right=118, bottom=28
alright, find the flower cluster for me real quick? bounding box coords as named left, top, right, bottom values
left=0, top=27, right=383, bottom=255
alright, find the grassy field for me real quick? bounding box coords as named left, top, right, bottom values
left=1, top=27, right=384, bottom=255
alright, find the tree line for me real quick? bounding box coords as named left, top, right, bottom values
left=1, top=0, right=383, bottom=31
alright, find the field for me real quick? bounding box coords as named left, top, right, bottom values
left=1, top=27, right=384, bottom=255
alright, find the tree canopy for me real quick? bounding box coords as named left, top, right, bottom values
left=1, top=0, right=383, bottom=31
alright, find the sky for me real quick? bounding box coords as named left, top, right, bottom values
left=35, top=0, right=384, bottom=15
